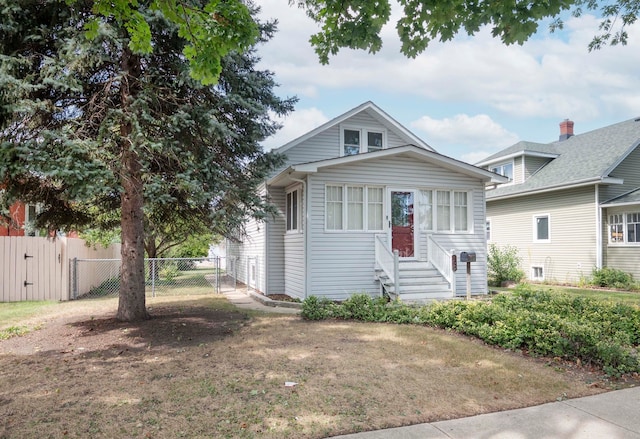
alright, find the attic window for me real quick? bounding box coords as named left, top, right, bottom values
left=491, top=162, right=513, bottom=181
left=341, top=126, right=386, bottom=156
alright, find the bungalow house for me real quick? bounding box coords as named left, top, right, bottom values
left=480, top=117, right=640, bottom=283
left=227, top=102, right=506, bottom=301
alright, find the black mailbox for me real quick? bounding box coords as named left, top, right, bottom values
left=459, top=252, right=476, bottom=263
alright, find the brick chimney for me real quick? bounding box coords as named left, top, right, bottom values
left=559, top=119, right=574, bottom=141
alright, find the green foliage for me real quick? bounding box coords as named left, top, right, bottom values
left=487, top=244, right=526, bottom=286
left=166, top=233, right=216, bottom=259
left=0, top=326, right=30, bottom=340
left=159, top=263, right=179, bottom=282
left=301, top=285, right=640, bottom=377
left=297, top=0, right=639, bottom=62
left=589, top=267, right=637, bottom=290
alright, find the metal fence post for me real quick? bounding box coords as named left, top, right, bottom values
left=71, top=257, right=78, bottom=299
left=151, top=259, right=156, bottom=297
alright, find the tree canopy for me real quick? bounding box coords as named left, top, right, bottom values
left=0, top=0, right=295, bottom=321
left=296, top=0, right=639, bottom=63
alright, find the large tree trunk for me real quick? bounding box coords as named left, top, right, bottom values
left=116, top=48, right=149, bottom=322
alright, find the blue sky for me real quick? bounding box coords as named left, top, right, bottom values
left=256, top=1, right=640, bottom=163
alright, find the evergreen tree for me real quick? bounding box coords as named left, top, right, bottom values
left=0, top=0, right=295, bottom=321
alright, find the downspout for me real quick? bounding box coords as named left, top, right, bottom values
left=595, top=184, right=603, bottom=269
left=290, top=176, right=309, bottom=299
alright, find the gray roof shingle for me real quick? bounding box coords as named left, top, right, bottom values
left=486, top=117, right=640, bottom=199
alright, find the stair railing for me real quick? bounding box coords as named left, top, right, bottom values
left=427, top=235, right=456, bottom=294
left=374, top=234, right=400, bottom=295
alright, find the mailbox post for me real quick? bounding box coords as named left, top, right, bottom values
left=459, top=252, right=476, bottom=300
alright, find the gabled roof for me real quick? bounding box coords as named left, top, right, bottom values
left=268, top=145, right=507, bottom=188
left=476, top=141, right=559, bottom=167
left=487, top=117, right=640, bottom=200
left=273, top=101, right=435, bottom=154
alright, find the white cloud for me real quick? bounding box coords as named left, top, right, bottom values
left=461, top=150, right=494, bottom=165
left=411, top=114, right=519, bottom=151
left=261, top=107, right=329, bottom=151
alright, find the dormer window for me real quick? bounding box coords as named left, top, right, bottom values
left=491, top=162, right=514, bottom=182
left=341, top=126, right=386, bottom=156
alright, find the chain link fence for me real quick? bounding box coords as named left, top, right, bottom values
left=70, top=257, right=237, bottom=300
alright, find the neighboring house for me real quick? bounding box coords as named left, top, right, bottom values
left=481, top=117, right=640, bottom=283
left=227, top=102, right=505, bottom=301
left=0, top=200, right=40, bottom=236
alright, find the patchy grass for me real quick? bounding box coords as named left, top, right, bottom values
left=0, top=294, right=609, bottom=439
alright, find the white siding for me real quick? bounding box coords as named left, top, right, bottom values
left=284, top=183, right=306, bottom=299
left=266, top=187, right=286, bottom=294
left=514, top=156, right=524, bottom=184
left=225, top=187, right=267, bottom=293
left=487, top=186, right=597, bottom=284
left=307, top=155, right=488, bottom=300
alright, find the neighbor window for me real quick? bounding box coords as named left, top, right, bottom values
left=286, top=189, right=300, bottom=232
left=24, top=203, right=41, bottom=237
left=608, top=211, right=640, bottom=244
left=341, top=126, right=386, bottom=156
left=609, top=214, right=624, bottom=243
left=486, top=219, right=492, bottom=241
left=531, top=266, right=544, bottom=281
left=491, top=162, right=514, bottom=181
left=326, top=184, right=383, bottom=231
left=533, top=214, right=550, bottom=242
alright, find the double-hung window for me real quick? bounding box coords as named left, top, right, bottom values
left=326, top=184, right=384, bottom=231
left=286, top=189, right=300, bottom=232
left=420, top=189, right=471, bottom=232
left=628, top=213, right=640, bottom=243
left=341, top=126, right=386, bottom=156
left=608, top=212, right=640, bottom=244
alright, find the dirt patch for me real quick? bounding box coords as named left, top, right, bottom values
left=0, top=295, right=630, bottom=439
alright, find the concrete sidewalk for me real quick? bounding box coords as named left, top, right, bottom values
left=329, top=386, right=640, bottom=439
left=219, top=287, right=640, bottom=439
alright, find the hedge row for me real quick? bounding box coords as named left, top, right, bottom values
left=301, top=285, right=640, bottom=377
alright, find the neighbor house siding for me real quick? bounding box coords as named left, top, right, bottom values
left=601, top=146, right=640, bottom=202
left=487, top=186, right=597, bottom=283
left=514, top=156, right=524, bottom=184
left=603, top=205, right=640, bottom=280
left=524, top=156, right=551, bottom=180
left=306, top=155, right=487, bottom=300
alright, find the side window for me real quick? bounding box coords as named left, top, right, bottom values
left=491, top=162, right=514, bottom=182
left=343, top=129, right=360, bottom=156
left=486, top=218, right=491, bottom=241
left=533, top=214, right=550, bottom=242
left=609, top=214, right=624, bottom=243
left=627, top=213, right=640, bottom=243
left=286, top=189, right=299, bottom=232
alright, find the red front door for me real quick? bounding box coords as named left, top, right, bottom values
left=391, top=191, right=414, bottom=258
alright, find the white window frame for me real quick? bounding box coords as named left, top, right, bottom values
left=340, top=124, right=387, bottom=156
left=325, top=184, right=384, bottom=232
left=609, top=211, right=640, bottom=245
left=426, top=189, right=473, bottom=233
left=627, top=212, right=640, bottom=244
left=285, top=187, right=301, bottom=233
left=486, top=218, right=492, bottom=242
left=531, top=265, right=544, bottom=281
left=533, top=214, right=550, bottom=243
left=490, top=161, right=514, bottom=183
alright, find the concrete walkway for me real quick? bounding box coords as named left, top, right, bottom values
left=219, top=287, right=640, bottom=439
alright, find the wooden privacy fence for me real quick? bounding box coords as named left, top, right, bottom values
left=0, top=236, right=120, bottom=302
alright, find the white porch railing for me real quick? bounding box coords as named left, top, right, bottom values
left=374, top=234, right=399, bottom=295
left=427, top=235, right=456, bottom=294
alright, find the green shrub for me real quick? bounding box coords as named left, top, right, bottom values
left=159, top=263, right=179, bottom=282
left=590, top=267, right=636, bottom=290
left=299, top=286, right=640, bottom=377
left=487, top=244, right=525, bottom=286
